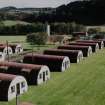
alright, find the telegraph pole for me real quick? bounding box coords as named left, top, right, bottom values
left=6, top=41, right=9, bottom=61
left=32, top=45, right=34, bottom=63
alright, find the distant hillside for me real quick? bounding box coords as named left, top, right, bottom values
left=2, top=20, right=30, bottom=26
left=0, top=6, right=17, bottom=11
left=0, top=6, right=56, bottom=14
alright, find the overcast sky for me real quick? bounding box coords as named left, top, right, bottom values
left=0, top=0, right=75, bottom=8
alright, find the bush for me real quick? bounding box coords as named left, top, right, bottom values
left=26, top=32, right=48, bottom=45
left=88, top=28, right=100, bottom=34
left=93, top=34, right=104, bottom=39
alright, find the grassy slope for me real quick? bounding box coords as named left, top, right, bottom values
left=0, top=36, right=55, bottom=50
left=0, top=36, right=26, bottom=43
left=2, top=20, right=30, bottom=26
left=0, top=49, right=105, bottom=105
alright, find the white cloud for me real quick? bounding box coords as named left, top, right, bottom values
left=0, top=0, right=74, bottom=8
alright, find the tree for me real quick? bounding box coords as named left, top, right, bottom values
left=26, top=32, right=48, bottom=45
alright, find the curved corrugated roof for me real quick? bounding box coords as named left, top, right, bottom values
left=25, top=54, right=66, bottom=60
left=0, top=73, right=16, bottom=81
left=70, top=42, right=97, bottom=45
left=58, top=45, right=90, bottom=48
left=0, top=61, right=43, bottom=72
left=44, top=49, right=81, bottom=53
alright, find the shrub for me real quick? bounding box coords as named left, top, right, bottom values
left=26, top=32, right=48, bottom=45
left=93, top=34, right=104, bottom=39
left=88, top=28, right=100, bottom=34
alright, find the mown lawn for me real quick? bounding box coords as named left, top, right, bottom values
left=0, top=48, right=105, bottom=105
left=0, top=35, right=55, bottom=50
left=0, top=35, right=26, bottom=43
left=2, top=20, right=30, bottom=26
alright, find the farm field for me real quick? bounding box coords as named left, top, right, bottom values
left=0, top=35, right=26, bottom=43
left=0, top=35, right=55, bottom=51
left=2, top=20, right=30, bottom=26
left=0, top=48, right=105, bottom=105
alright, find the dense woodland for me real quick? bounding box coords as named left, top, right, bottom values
left=56, top=0, right=105, bottom=25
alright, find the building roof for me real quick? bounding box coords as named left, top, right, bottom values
left=59, top=45, right=90, bottom=48
left=44, top=49, right=81, bottom=53
left=25, top=54, right=66, bottom=60
left=0, top=61, right=43, bottom=72
left=0, top=73, right=16, bottom=81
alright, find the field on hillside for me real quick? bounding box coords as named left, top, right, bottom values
left=0, top=35, right=55, bottom=51
left=2, top=20, right=30, bottom=26
left=0, top=35, right=26, bottom=43
left=0, top=35, right=29, bottom=49
left=0, top=44, right=105, bottom=105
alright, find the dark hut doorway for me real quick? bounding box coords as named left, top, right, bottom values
left=16, top=83, right=20, bottom=95
left=43, top=72, right=46, bottom=82
left=18, top=47, right=21, bottom=52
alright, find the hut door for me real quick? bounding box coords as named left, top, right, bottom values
left=16, top=83, right=20, bottom=95
left=43, top=72, right=46, bottom=82
left=65, top=62, right=67, bottom=69
left=18, top=47, right=21, bottom=53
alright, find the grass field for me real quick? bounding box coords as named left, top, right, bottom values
left=0, top=36, right=26, bottom=43
left=0, top=35, right=55, bottom=50
left=0, top=47, right=105, bottom=104
left=2, top=20, right=30, bottom=26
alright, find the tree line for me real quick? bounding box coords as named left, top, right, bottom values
left=0, top=22, right=85, bottom=35
left=0, top=22, right=45, bottom=35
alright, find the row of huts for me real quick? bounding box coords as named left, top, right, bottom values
left=0, top=43, right=23, bottom=61
left=0, top=39, right=104, bottom=102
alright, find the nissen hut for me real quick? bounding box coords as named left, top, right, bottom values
left=58, top=45, right=92, bottom=57
left=0, top=73, right=28, bottom=101
left=44, top=49, right=83, bottom=63
left=23, top=54, right=70, bottom=72
left=0, top=46, right=13, bottom=55
left=69, top=42, right=99, bottom=53
left=9, top=44, right=23, bottom=54
left=0, top=43, right=23, bottom=54
left=0, top=62, right=50, bottom=85
left=76, top=40, right=104, bottom=49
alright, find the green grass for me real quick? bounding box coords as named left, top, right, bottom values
left=2, top=20, right=30, bottom=26
left=0, top=48, right=105, bottom=105
left=0, top=36, right=26, bottom=43
left=0, top=35, right=56, bottom=50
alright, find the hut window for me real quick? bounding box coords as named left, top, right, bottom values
left=11, top=86, right=15, bottom=93
left=39, top=74, right=42, bottom=79
left=0, top=55, right=2, bottom=58
left=18, top=47, right=21, bottom=50
left=66, top=61, right=69, bottom=65
left=63, top=63, right=65, bottom=67
left=4, top=50, right=7, bottom=53
left=21, top=82, right=25, bottom=88
left=46, top=71, right=48, bottom=75
left=9, top=49, right=11, bottom=52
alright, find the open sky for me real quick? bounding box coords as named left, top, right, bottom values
left=0, top=0, right=75, bottom=8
